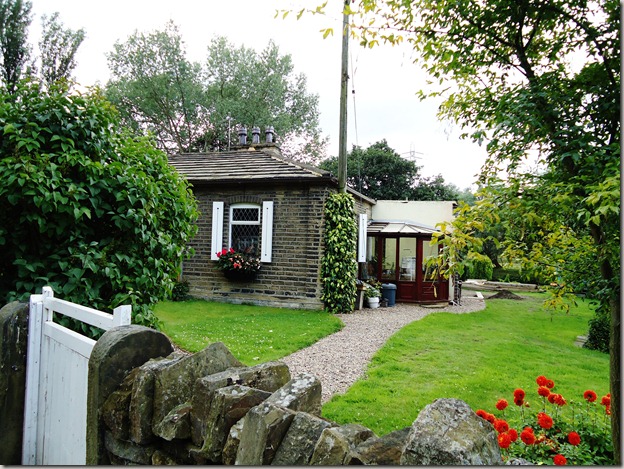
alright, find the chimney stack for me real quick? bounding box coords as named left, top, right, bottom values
left=238, top=127, right=247, bottom=145
left=251, top=126, right=261, bottom=144
left=265, top=126, right=275, bottom=144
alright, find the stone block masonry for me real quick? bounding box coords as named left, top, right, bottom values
left=87, top=325, right=504, bottom=465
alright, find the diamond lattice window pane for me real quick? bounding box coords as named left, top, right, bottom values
left=232, top=225, right=260, bottom=252
left=232, top=208, right=260, bottom=222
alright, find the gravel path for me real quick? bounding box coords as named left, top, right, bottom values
left=280, top=297, right=486, bottom=403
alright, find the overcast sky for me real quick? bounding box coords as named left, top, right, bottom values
left=29, top=0, right=488, bottom=190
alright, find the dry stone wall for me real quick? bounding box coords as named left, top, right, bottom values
left=92, top=325, right=503, bottom=465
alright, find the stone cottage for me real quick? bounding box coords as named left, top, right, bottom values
left=169, top=127, right=457, bottom=308
left=168, top=129, right=374, bottom=310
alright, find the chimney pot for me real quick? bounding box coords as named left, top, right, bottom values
left=238, top=126, right=247, bottom=145
left=265, top=126, right=275, bottom=143
left=251, top=126, right=261, bottom=144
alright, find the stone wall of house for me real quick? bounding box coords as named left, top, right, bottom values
left=90, top=326, right=503, bottom=465
left=184, top=183, right=372, bottom=310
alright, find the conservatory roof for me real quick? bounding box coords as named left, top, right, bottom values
left=367, top=220, right=439, bottom=235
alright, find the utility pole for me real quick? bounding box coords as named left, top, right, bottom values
left=338, top=0, right=350, bottom=193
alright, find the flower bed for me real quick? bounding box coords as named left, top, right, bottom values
left=476, top=374, right=613, bottom=465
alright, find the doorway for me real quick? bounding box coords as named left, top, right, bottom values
left=363, top=235, right=448, bottom=303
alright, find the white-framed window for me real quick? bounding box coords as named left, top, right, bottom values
left=211, top=201, right=273, bottom=262
left=229, top=204, right=261, bottom=253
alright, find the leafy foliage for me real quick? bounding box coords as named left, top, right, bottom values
left=586, top=308, right=610, bottom=354
left=334, top=0, right=620, bottom=458
left=0, top=79, right=198, bottom=331
left=476, top=375, right=613, bottom=465
left=37, top=12, right=85, bottom=87
left=0, top=0, right=32, bottom=93
left=319, top=139, right=460, bottom=200
left=0, top=1, right=84, bottom=92
left=105, top=25, right=326, bottom=162
left=321, top=192, right=358, bottom=313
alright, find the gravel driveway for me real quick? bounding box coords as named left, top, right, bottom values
left=280, top=297, right=486, bottom=403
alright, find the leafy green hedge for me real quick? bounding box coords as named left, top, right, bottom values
left=320, top=192, right=357, bottom=314
left=0, top=80, right=198, bottom=333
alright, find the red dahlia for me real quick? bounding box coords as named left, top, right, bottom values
left=536, top=375, right=548, bottom=386
left=537, top=412, right=553, bottom=430
left=520, top=427, right=536, bottom=445
left=553, top=454, right=567, bottom=465
left=538, top=386, right=551, bottom=397
left=583, top=390, right=598, bottom=403
left=567, top=431, right=581, bottom=446
left=494, top=419, right=509, bottom=434
left=496, top=399, right=509, bottom=411
left=498, top=432, right=512, bottom=449
left=513, top=388, right=526, bottom=400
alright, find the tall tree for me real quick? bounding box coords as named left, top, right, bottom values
left=38, top=12, right=85, bottom=86
left=0, top=0, right=31, bottom=93
left=203, top=36, right=326, bottom=162
left=329, top=0, right=620, bottom=460
left=105, top=25, right=326, bottom=161
left=412, top=175, right=461, bottom=201
left=320, top=139, right=462, bottom=201
left=105, top=21, right=207, bottom=154
left=320, top=139, right=421, bottom=200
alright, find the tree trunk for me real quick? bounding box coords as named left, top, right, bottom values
left=610, top=294, right=621, bottom=464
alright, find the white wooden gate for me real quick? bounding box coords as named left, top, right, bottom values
left=22, top=286, right=131, bottom=465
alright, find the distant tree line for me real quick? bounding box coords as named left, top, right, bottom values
left=319, top=139, right=475, bottom=202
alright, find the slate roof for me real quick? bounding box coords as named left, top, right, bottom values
left=168, top=148, right=333, bottom=186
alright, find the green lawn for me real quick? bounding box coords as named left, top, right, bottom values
left=321, top=293, right=610, bottom=436
left=154, top=300, right=343, bottom=365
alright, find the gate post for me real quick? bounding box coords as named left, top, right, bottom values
left=21, top=293, right=43, bottom=465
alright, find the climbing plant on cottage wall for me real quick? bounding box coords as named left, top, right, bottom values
left=321, top=193, right=357, bottom=314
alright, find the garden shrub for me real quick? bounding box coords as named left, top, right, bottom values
left=0, top=79, right=198, bottom=333
left=462, top=252, right=494, bottom=280
left=171, top=279, right=191, bottom=302
left=585, top=307, right=610, bottom=354
left=320, top=192, right=357, bottom=314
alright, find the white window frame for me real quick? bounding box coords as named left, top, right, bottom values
left=228, top=203, right=261, bottom=251
left=358, top=213, right=368, bottom=262
left=212, top=201, right=273, bottom=263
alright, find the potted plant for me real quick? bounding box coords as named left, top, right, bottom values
left=215, top=247, right=261, bottom=281
left=364, top=282, right=381, bottom=308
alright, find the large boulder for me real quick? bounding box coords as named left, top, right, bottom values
left=309, top=424, right=376, bottom=465
left=265, top=372, right=322, bottom=416
left=400, top=398, right=503, bottom=465
left=199, top=385, right=272, bottom=462
left=271, top=412, right=335, bottom=465
left=152, top=342, right=243, bottom=438
left=235, top=402, right=296, bottom=465
left=353, top=426, right=412, bottom=465
left=190, top=361, right=289, bottom=445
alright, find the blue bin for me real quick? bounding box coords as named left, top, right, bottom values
left=381, top=283, right=397, bottom=306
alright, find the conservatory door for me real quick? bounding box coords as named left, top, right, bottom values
left=397, top=238, right=417, bottom=301
left=417, top=240, right=448, bottom=302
